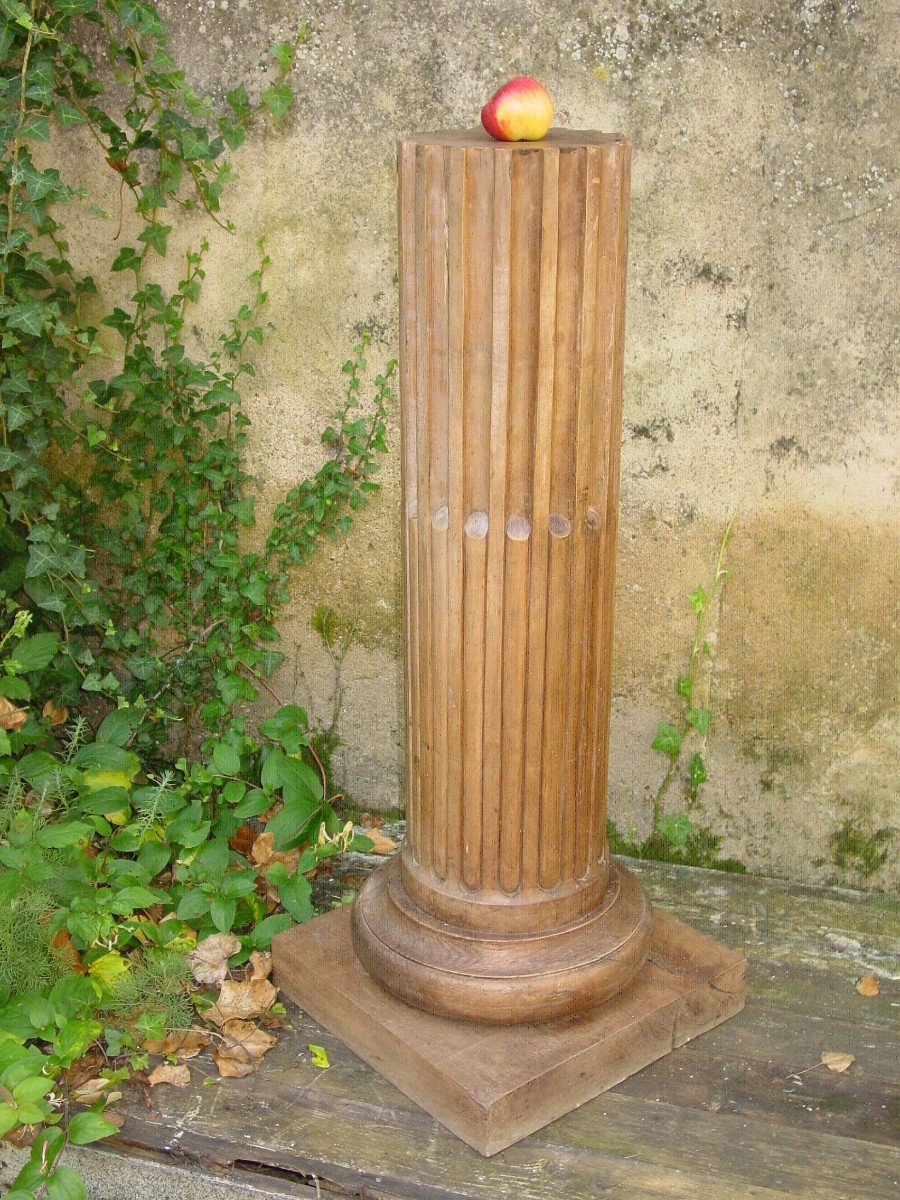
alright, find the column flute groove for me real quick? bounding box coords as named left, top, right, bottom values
left=354, top=130, right=650, bottom=1024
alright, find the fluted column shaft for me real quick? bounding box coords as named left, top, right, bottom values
left=397, top=130, right=631, bottom=935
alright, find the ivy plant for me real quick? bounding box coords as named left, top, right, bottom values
left=0, top=0, right=395, bottom=753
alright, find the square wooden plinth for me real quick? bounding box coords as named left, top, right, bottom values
left=272, top=904, right=746, bottom=1157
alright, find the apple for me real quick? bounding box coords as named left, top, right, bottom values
left=481, top=76, right=553, bottom=142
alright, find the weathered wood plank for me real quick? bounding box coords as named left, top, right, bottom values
left=95, top=863, right=899, bottom=1199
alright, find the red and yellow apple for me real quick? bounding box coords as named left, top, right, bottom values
left=481, top=77, right=553, bottom=142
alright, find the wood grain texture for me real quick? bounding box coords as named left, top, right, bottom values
left=377, top=134, right=635, bottom=992
left=104, top=863, right=897, bottom=1198
left=280, top=900, right=745, bottom=1156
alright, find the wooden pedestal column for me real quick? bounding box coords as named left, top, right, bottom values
left=352, top=130, right=651, bottom=1024
left=272, top=128, right=746, bottom=1156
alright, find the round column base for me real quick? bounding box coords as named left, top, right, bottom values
left=351, top=857, right=652, bottom=1025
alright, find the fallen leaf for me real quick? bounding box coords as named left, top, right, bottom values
left=212, top=1047, right=256, bottom=1078
left=72, top=1076, right=112, bottom=1105
left=42, top=699, right=68, bottom=727
left=248, top=950, right=272, bottom=982
left=143, top=1029, right=212, bottom=1060
left=0, top=696, right=27, bottom=731
left=821, top=1051, right=855, bottom=1073
left=364, top=828, right=397, bottom=856
left=89, top=950, right=131, bottom=990
left=251, top=832, right=276, bottom=866
left=51, top=928, right=83, bottom=971
left=229, top=823, right=258, bottom=857
left=63, top=1047, right=105, bottom=1093
left=855, top=972, right=880, bottom=997
left=308, top=1043, right=330, bottom=1069
left=251, top=831, right=301, bottom=872
left=147, top=1063, right=190, bottom=1088
left=220, top=1019, right=277, bottom=1062
left=358, top=811, right=385, bottom=829
left=188, top=932, right=241, bottom=985
left=206, top=978, right=277, bottom=1026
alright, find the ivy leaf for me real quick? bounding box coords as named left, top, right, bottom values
left=138, top=222, right=172, bottom=257
left=688, top=585, right=708, bottom=615
left=260, top=84, right=293, bottom=118
left=657, top=813, right=695, bottom=851
left=225, top=84, right=250, bottom=117
left=688, top=752, right=708, bottom=792
left=259, top=704, right=308, bottom=753
left=676, top=674, right=693, bottom=699
left=270, top=41, right=296, bottom=72
left=686, top=707, right=712, bottom=735
left=19, top=114, right=50, bottom=142
left=110, top=246, right=142, bottom=274
left=651, top=723, right=683, bottom=759
left=5, top=300, right=47, bottom=337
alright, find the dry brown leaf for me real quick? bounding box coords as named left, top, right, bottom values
left=229, top=823, right=258, bottom=857
left=187, top=932, right=241, bottom=985
left=212, top=1047, right=256, bottom=1078
left=212, top=1018, right=277, bottom=1077
left=358, top=811, right=385, bottom=829
left=71, top=1076, right=111, bottom=1105
left=148, top=1063, right=191, bottom=1088
left=0, top=696, right=28, bottom=731
left=51, top=928, right=83, bottom=971
left=251, top=831, right=276, bottom=866
left=206, top=978, right=277, bottom=1027
left=221, top=1019, right=277, bottom=1060
left=364, top=828, right=398, bottom=856
left=248, top=950, right=272, bottom=982
left=42, top=699, right=68, bottom=727
left=855, top=972, right=880, bottom=997
left=143, top=1029, right=212, bottom=1059
left=821, top=1051, right=855, bottom=1073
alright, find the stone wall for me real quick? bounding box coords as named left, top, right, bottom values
left=66, top=1, right=898, bottom=886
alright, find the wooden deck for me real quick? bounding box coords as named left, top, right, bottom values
left=75, top=861, right=900, bottom=1198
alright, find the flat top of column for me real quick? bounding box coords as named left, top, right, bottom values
left=398, top=127, right=626, bottom=151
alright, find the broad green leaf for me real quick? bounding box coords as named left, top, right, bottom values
left=96, top=708, right=141, bottom=746
left=10, top=631, right=59, bottom=672
left=308, top=1044, right=330, bottom=1069
left=686, top=707, right=712, bottom=735
left=67, top=1109, right=119, bottom=1145
left=260, top=84, right=292, bottom=118
left=211, top=741, right=241, bottom=776
left=47, top=1164, right=89, bottom=1200
left=651, top=723, right=683, bottom=759
left=209, top=896, right=236, bottom=932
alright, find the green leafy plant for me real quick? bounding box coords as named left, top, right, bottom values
left=0, top=0, right=394, bottom=752
left=0, top=608, right=374, bottom=1196
left=0, top=3, right=394, bottom=1195
left=613, top=517, right=744, bottom=872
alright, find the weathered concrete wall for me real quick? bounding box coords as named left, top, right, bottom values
left=74, top=1, right=898, bottom=886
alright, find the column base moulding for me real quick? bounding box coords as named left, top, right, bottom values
left=272, top=897, right=747, bottom=1157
